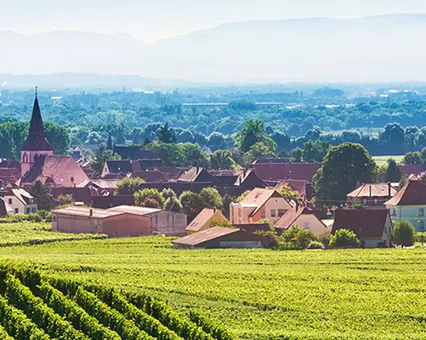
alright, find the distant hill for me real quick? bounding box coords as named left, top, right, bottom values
left=2, top=14, right=426, bottom=82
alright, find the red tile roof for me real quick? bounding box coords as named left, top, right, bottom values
left=253, top=162, right=321, bottom=182
left=172, top=226, right=239, bottom=246
left=20, top=155, right=89, bottom=186
left=332, top=209, right=390, bottom=238
left=240, top=188, right=284, bottom=216
left=385, top=179, right=426, bottom=206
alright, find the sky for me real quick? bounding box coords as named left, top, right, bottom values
left=2, top=0, right=426, bottom=42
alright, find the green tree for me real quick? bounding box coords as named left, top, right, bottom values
left=235, top=119, right=276, bottom=152
left=162, top=188, right=177, bottom=199
left=30, top=180, right=51, bottom=211
left=302, top=140, right=330, bottom=162
left=181, top=143, right=210, bottom=168
left=57, top=194, right=74, bottom=205
left=91, top=145, right=121, bottom=176
left=156, top=123, right=176, bottom=143
left=116, top=177, right=145, bottom=195
left=134, top=188, right=165, bottom=208
left=179, top=191, right=204, bottom=221
left=210, top=150, right=237, bottom=170
left=312, top=143, right=376, bottom=202
left=290, top=147, right=303, bottom=162
left=144, top=142, right=185, bottom=167
left=384, top=159, right=402, bottom=182
left=403, top=151, right=422, bottom=165
left=243, top=142, right=276, bottom=165
left=164, top=197, right=183, bottom=212
left=280, top=225, right=319, bottom=249
left=199, top=187, right=223, bottom=210
left=329, top=229, right=361, bottom=248
left=277, top=185, right=299, bottom=203
left=392, top=220, right=415, bottom=247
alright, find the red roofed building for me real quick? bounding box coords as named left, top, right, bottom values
left=332, top=209, right=393, bottom=248
left=186, top=208, right=229, bottom=234
left=252, top=159, right=321, bottom=182
left=385, top=179, right=426, bottom=232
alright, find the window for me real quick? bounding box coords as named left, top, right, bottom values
left=278, top=209, right=286, bottom=217
left=261, top=209, right=265, bottom=218
left=362, top=199, right=367, bottom=205
left=374, top=199, right=378, bottom=205
left=32, top=208, right=36, bottom=213
left=419, top=220, right=425, bottom=232
left=26, top=208, right=30, bottom=214
left=419, top=208, right=424, bottom=217
left=271, top=209, right=276, bottom=217
left=391, top=209, right=396, bottom=216
left=53, top=216, right=57, bottom=222
left=359, top=227, right=363, bottom=233
left=99, top=220, right=103, bottom=227
left=8, top=199, right=12, bottom=204
left=14, top=208, right=18, bottom=214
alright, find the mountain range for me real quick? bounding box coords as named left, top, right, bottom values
left=1, top=14, right=426, bottom=84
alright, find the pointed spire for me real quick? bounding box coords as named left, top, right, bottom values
left=21, top=88, right=53, bottom=151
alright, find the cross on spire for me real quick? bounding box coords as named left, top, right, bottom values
left=35, top=86, right=38, bottom=99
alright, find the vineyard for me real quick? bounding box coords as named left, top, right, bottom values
left=0, top=227, right=425, bottom=338
left=0, top=264, right=236, bottom=340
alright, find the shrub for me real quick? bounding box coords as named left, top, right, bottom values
left=307, top=241, right=324, bottom=249
left=164, top=197, right=183, bottom=212
left=279, top=225, right=318, bottom=250
left=135, top=189, right=165, bottom=208
left=319, top=232, right=332, bottom=248
left=392, top=220, right=415, bottom=247
left=116, top=177, right=145, bottom=195
left=329, top=229, right=360, bottom=248
left=142, top=198, right=161, bottom=209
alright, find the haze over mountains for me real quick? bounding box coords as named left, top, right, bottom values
left=2, top=14, right=426, bottom=84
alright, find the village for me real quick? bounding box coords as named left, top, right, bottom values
left=0, top=94, right=422, bottom=251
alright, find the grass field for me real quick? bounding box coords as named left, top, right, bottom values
left=0, top=226, right=425, bottom=339
left=372, top=155, right=404, bottom=166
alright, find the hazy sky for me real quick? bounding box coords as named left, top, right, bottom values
left=2, top=0, right=426, bottom=42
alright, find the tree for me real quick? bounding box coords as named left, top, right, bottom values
left=199, top=187, right=223, bottom=210
left=379, top=123, right=405, bottom=155
left=243, top=142, right=276, bottom=165
left=116, top=177, right=145, bottom=195
left=91, top=145, right=121, bottom=176
left=235, top=119, right=276, bottom=152
left=156, top=123, right=176, bottom=143
left=329, top=229, right=360, bottom=248
left=164, top=197, right=183, bottom=212
left=421, top=147, right=426, bottom=165
left=30, top=180, right=51, bottom=210
left=134, top=188, right=165, bottom=208
left=312, top=143, right=376, bottom=202
left=179, top=191, right=204, bottom=221
left=277, top=185, right=300, bottom=203
left=162, top=188, right=177, bottom=199
left=107, top=134, right=113, bottom=150
left=181, top=143, right=210, bottom=168
left=210, top=150, right=237, bottom=170
left=392, top=220, right=415, bottom=247
left=57, top=194, right=74, bottom=205
left=144, top=142, right=185, bottom=167
left=302, top=140, right=330, bottom=162
left=403, top=151, right=422, bottom=165
left=384, top=159, right=402, bottom=182
left=236, top=190, right=250, bottom=202
left=280, top=225, right=319, bottom=249
left=290, top=147, right=303, bottom=162
left=221, top=194, right=235, bottom=219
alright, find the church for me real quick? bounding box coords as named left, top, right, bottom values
left=18, top=91, right=89, bottom=187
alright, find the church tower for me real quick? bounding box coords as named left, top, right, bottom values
left=21, top=88, right=54, bottom=175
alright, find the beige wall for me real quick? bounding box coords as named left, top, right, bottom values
left=252, top=197, right=291, bottom=222
left=230, top=204, right=255, bottom=224
left=4, top=195, right=37, bottom=214
left=293, top=215, right=328, bottom=235
left=150, top=211, right=187, bottom=235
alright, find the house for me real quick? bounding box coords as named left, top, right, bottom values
left=186, top=208, right=229, bottom=234
left=233, top=169, right=266, bottom=189
left=172, top=226, right=271, bottom=249
left=274, top=206, right=329, bottom=235
left=0, top=168, right=21, bottom=189
left=332, top=209, right=393, bottom=248
left=52, top=205, right=187, bottom=236
left=230, top=188, right=292, bottom=224
left=385, top=179, right=426, bottom=232
left=274, top=180, right=315, bottom=201
left=347, top=183, right=398, bottom=209
left=3, top=188, right=37, bottom=214
left=19, top=155, right=89, bottom=187
left=51, top=187, right=93, bottom=205
left=252, top=159, right=321, bottom=182
left=102, top=160, right=133, bottom=177
left=91, top=194, right=135, bottom=209
left=0, top=198, right=12, bottom=217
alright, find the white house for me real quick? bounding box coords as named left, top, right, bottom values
left=3, top=188, right=37, bottom=214
left=385, top=179, right=426, bottom=232
left=274, top=206, right=329, bottom=235
left=230, top=188, right=292, bottom=224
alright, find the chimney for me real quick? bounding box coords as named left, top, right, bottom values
left=369, top=185, right=372, bottom=197
left=89, top=209, right=93, bottom=217
left=196, top=166, right=199, bottom=174
left=388, top=182, right=392, bottom=197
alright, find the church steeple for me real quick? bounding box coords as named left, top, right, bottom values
left=20, top=88, right=54, bottom=175
left=21, top=88, right=53, bottom=152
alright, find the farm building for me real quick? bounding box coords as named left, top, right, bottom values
left=186, top=208, right=229, bottom=234
left=52, top=205, right=187, bottom=237
left=347, top=183, right=398, bottom=209
left=332, top=209, right=393, bottom=248
left=172, top=226, right=271, bottom=249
